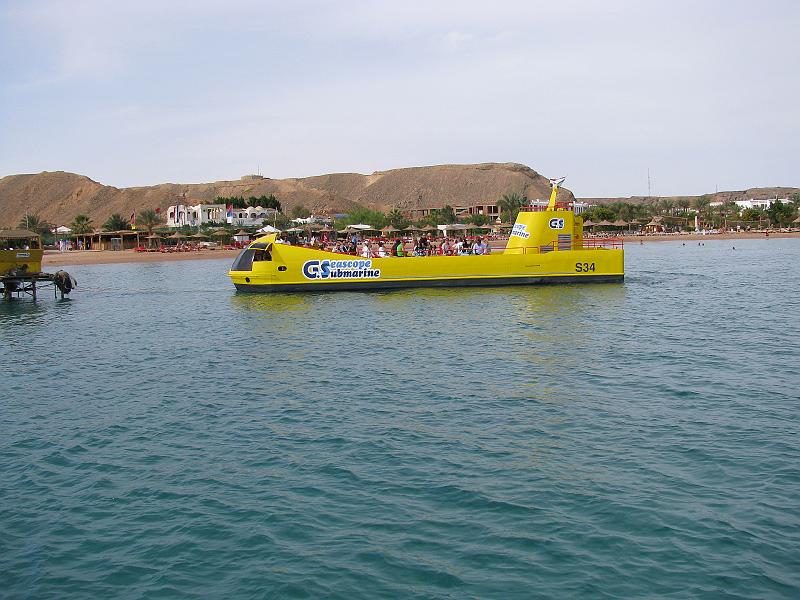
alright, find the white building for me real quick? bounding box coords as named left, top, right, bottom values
left=229, top=206, right=279, bottom=227
left=166, top=203, right=279, bottom=228
left=709, top=198, right=790, bottom=211
left=167, top=203, right=226, bottom=227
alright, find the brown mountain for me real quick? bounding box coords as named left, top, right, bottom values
left=0, top=163, right=568, bottom=227
left=580, top=187, right=800, bottom=206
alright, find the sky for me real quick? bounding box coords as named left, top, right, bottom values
left=0, top=0, right=798, bottom=197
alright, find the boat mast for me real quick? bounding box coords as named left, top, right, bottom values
left=547, top=176, right=566, bottom=210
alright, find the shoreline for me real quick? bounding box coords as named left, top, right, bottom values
left=41, top=231, right=800, bottom=267
left=43, top=249, right=240, bottom=266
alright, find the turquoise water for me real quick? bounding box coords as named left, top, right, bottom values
left=1, top=239, right=799, bottom=599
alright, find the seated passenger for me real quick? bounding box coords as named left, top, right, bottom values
left=391, top=238, right=404, bottom=257
left=360, top=240, right=372, bottom=258
left=377, top=242, right=388, bottom=258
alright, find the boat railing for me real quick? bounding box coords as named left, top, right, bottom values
left=503, top=238, right=624, bottom=254
left=520, top=201, right=574, bottom=212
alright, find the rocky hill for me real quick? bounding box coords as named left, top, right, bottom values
left=580, top=187, right=800, bottom=206
left=0, top=163, right=568, bottom=227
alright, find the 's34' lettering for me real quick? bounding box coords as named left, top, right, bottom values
left=575, top=262, right=595, bottom=272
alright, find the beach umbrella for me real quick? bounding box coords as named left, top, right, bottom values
left=596, top=220, right=614, bottom=227
left=582, top=219, right=595, bottom=227
left=347, top=224, right=373, bottom=230
left=285, top=227, right=303, bottom=233
left=420, top=225, right=438, bottom=232
left=168, top=232, right=186, bottom=239
left=612, top=220, right=629, bottom=227
left=403, top=226, right=423, bottom=232
left=212, top=229, right=231, bottom=246
left=189, top=232, right=208, bottom=239
left=380, top=225, right=398, bottom=235
left=793, top=216, right=800, bottom=224
left=257, top=225, right=280, bottom=233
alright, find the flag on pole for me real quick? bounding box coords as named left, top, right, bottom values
left=226, top=204, right=233, bottom=221
left=130, top=211, right=136, bottom=229
left=155, top=206, right=161, bottom=214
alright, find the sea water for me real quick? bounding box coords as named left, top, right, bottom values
left=1, top=239, right=799, bottom=599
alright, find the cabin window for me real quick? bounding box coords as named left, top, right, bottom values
left=253, top=249, right=271, bottom=262
left=251, top=242, right=272, bottom=262
left=231, top=249, right=255, bottom=271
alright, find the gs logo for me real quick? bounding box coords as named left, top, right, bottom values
left=548, top=218, right=565, bottom=229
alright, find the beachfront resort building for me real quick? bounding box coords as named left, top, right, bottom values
left=408, top=199, right=591, bottom=221
left=709, top=198, right=791, bottom=211
left=166, top=203, right=278, bottom=228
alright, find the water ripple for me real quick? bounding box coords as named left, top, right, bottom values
left=1, top=242, right=800, bottom=598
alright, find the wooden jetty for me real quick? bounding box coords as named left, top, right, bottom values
left=1, top=229, right=76, bottom=300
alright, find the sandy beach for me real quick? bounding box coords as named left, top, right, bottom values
left=41, top=231, right=799, bottom=267
left=43, top=248, right=240, bottom=266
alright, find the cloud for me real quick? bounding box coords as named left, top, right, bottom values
left=1, top=0, right=798, bottom=195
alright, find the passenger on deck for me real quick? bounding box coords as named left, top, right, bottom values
left=377, top=242, right=388, bottom=258
left=361, top=240, right=372, bottom=258
left=391, top=238, right=405, bottom=257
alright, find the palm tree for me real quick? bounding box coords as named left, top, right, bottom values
left=17, top=213, right=52, bottom=236
left=138, top=208, right=164, bottom=236
left=677, top=198, right=691, bottom=215
left=70, top=214, right=94, bottom=235
left=102, top=213, right=131, bottom=231
left=693, top=195, right=711, bottom=215
left=497, top=192, right=524, bottom=223
left=386, top=208, right=409, bottom=229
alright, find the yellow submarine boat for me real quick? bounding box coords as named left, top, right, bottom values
left=228, top=179, right=624, bottom=292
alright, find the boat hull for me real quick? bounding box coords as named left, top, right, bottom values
left=229, top=242, right=624, bottom=294
left=233, top=273, right=622, bottom=293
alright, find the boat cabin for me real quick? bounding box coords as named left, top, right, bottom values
left=0, top=229, right=44, bottom=275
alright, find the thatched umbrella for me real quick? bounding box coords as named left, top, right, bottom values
left=189, top=232, right=208, bottom=239
left=420, top=225, right=438, bottom=232
left=212, top=229, right=231, bottom=247
left=381, top=225, right=399, bottom=235
left=145, top=233, right=162, bottom=248
left=582, top=219, right=595, bottom=227
left=403, top=225, right=422, bottom=232
left=596, top=220, right=614, bottom=227
left=793, top=216, right=800, bottom=224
